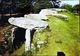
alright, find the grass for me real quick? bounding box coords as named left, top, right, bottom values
left=11, top=43, right=25, bottom=56
left=11, top=11, right=79, bottom=56
left=33, top=11, right=79, bottom=56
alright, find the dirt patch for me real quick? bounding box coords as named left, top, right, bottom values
left=0, top=25, right=14, bottom=56
left=0, top=26, right=7, bottom=42
left=0, top=25, right=13, bottom=41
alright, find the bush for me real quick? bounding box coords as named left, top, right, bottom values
left=60, top=4, right=73, bottom=12
left=33, top=0, right=54, bottom=13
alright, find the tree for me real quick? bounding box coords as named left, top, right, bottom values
left=16, top=0, right=33, bottom=14
left=72, top=4, right=80, bottom=14
left=51, top=0, right=61, bottom=8
left=33, top=0, right=61, bottom=13
left=33, top=0, right=53, bottom=13
left=0, top=0, right=33, bottom=14
left=60, top=4, right=73, bottom=12
left=0, top=0, right=61, bottom=14
left=0, top=0, right=20, bottom=14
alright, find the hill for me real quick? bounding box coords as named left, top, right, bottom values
left=11, top=11, right=79, bottom=56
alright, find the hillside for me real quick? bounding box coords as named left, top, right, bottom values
left=11, top=11, right=79, bottom=56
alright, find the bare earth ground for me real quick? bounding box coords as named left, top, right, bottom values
left=0, top=25, right=13, bottom=56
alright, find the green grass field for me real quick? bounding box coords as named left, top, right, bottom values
left=11, top=11, right=79, bottom=56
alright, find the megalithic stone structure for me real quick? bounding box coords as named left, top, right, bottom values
left=52, top=14, right=68, bottom=20
left=8, top=17, right=48, bottom=51
left=39, top=9, right=68, bottom=20
left=39, top=9, right=57, bottom=16
left=25, top=29, right=31, bottom=51
left=24, top=14, right=48, bottom=20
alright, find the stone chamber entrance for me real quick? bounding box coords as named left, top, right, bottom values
left=13, top=27, right=36, bottom=49
left=13, top=27, right=26, bottom=49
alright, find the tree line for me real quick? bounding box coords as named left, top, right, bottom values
left=0, top=0, right=79, bottom=14
left=0, top=0, right=60, bottom=14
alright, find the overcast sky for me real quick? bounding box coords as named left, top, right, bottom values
left=60, top=0, right=79, bottom=6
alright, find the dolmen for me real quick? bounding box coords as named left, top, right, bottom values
left=24, top=9, right=57, bottom=20
left=24, top=14, right=48, bottom=20
left=39, top=9, right=68, bottom=20
left=8, top=8, right=68, bottom=52
left=8, top=17, right=48, bottom=51
left=52, top=14, right=68, bottom=20
left=24, top=8, right=68, bottom=21
left=51, top=8, right=67, bottom=12
left=39, top=9, right=57, bottom=16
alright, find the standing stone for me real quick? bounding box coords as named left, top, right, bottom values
left=25, top=29, right=31, bottom=51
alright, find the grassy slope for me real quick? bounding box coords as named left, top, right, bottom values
left=33, top=11, right=79, bottom=56
left=11, top=11, right=79, bottom=56
left=11, top=43, right=25, bottom=56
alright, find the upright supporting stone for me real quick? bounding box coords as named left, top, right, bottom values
left=25, top=29, right=31, bottom=51
left=11, top=27, right=17, bottom=43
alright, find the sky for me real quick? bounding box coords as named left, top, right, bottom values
left=60, top=0, right=79, bottom=6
